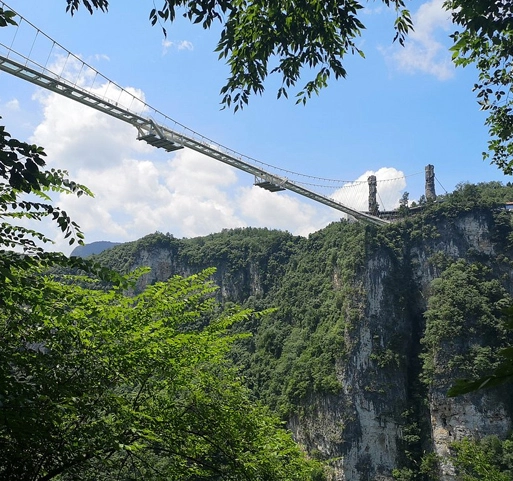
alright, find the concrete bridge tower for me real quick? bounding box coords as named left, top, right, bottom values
left=368, top=175, right=379, bottom=215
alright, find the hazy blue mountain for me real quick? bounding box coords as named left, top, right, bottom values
left=71, top=241, right=121, bottom=258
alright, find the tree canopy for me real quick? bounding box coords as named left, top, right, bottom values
left=450, top=435, right=513, bottom=481
left=448, top=306, right=513, bottom=396
left=0, top=267, right=323, bottom=480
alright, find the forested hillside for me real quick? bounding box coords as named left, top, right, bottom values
left=94, top=182, right=513, bottom=480
left=0, top=123, right=324, bottom=481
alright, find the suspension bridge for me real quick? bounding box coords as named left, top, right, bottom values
left=0, top=3, right=430, bottom=226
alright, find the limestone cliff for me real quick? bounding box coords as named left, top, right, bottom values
left=287, top=207, right=513, bottom=480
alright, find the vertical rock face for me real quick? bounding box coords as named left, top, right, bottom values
left=94, top=208, right=513, bottom=480
left=133, top=246, right=264, bottom=301
left=288, top=209, right=512, bottom=480
left=428, top=392, right=510, bottom=479
left=288, top=247, right=414, bottom=480
left=408, top=210, right=512, bottom=479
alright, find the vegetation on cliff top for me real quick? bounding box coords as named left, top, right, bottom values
left=94, top=221, right=368, bottom=416
left=93, top=181, right=513, bottom=418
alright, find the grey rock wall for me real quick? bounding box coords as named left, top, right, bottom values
left=288, top=210, right=512, bottom=480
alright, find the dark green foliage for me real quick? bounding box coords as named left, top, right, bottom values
left=449, top=306, right=513, bottom=396
left=393, top=449, right=439, bottom=481
left=393, top=182, right=513, bottom=237
left=180, top=227, right=299, bottom=292
left=440, top=181, right=513, bottom=208
left=95, top=182, right=513, bottom=417
left=82, top=181, right=513, bottom=478
left=0, top=121, right=127, bottom=285
left=95, top=222, right=368, bottom=416
left=0, top=123, right=88, bottom=255
left=92, top=231, right=181, bottom=274
left=0, top=113, right=325, bottom=478
left=66, top=0, right=108, bottom=14
left=0, top=120, right=324, bottom=479
left=230, top=221, right=367, bottom=416
left=94, top=228, right=299, bottom=299
left=0, top=7, right=16, bottom=28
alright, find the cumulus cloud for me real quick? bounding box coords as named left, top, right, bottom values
left=54, top=153, right=243, bottom=240
left=31, top=55, right=150, bottom=170
left=26, top=81, right=408, bottom=254
left=237, top=185, right=338, bottom=236
left=380, top=0, right=454, bottom=80
left=27, top=86, right=312, bottom=250
left=31, top=91, right=148, bottom=170
left=31, top=92, right=246, bottom=246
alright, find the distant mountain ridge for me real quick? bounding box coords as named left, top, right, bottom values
left=71, top=241, right=122, bottom=258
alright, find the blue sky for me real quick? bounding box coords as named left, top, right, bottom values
left=1, top=0, right=511, bottom=253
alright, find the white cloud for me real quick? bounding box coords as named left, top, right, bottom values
left=363, top=5, right=384, bottom=15
left=5, top=98, right=20, bottom=111
left=92, top=53, right=110, bottom=62
left=237, top=185, right=338, bottom=236
left=31, top=91, right=148, bottom=170
left=30, top=57, right=150, bottom=170
left=28, top=88, right=245, bottom=249
left=162, top=39, right=173, bottom=54
left=177, top=40, right=193, bottom=51
left=162, top=39, right=194, bottom=55
left=380, top=0, right=454, bottom=80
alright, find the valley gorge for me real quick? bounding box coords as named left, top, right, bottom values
left=91, top=183, right=513, bottom=480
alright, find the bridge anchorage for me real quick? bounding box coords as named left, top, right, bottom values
left=0, top=2, right=438, bottom=227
